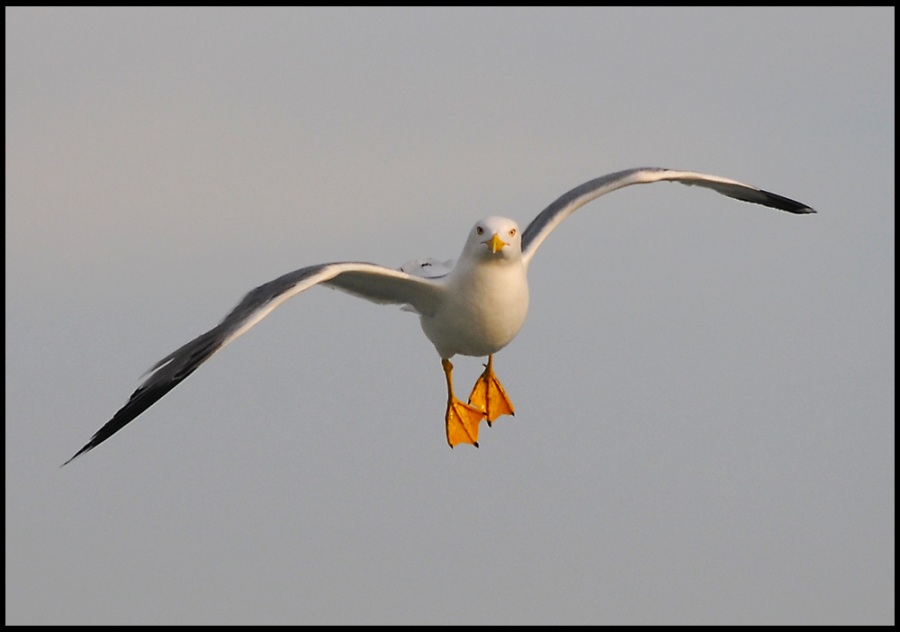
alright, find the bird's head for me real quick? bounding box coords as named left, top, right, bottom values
left=465, top=217, right=522, bottom=262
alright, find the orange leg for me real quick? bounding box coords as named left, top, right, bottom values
left=442, top=358, right=484, bottom=447
left=468, top=354, right=515, bottom=426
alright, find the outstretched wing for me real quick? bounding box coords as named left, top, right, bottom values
left=63, top=262, right=445, bottom=465
left=521, top=167, right=815, bottom=266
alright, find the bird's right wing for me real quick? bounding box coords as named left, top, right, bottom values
left=63, top=262, right=445, bottom=465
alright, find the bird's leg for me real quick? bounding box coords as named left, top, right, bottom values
left=442, top=358, right=484, bottom=448
left=468, top=354, right=515, bottom=426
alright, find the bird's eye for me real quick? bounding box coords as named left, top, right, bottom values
left=509, top=228, right=517, bottom=237
left=476, top=226, right=484, bottom=235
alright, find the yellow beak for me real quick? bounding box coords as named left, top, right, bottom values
left=484, top=233, right=507, bottom=254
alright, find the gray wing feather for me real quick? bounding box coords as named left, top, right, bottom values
left=521, top=167, right=815, bottom=266
left=63, top=262, right=443, bottom=465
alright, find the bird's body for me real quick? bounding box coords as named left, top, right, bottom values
left=64, top=167, right=815, bottom=465
left=421, top=217, right=529, bottom=359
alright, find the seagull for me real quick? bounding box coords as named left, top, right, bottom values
left=63, top=167, right=815, bottom=465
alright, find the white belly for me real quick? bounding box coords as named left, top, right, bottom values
left=420, top=261, right=529, bottom=359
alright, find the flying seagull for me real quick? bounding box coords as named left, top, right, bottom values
left=63, top=167, right=814, bottom=465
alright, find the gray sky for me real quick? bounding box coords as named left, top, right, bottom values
left=5, top=7, right=894, bottom=625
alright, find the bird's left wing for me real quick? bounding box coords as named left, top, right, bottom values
left=521, top=167, right=815, bottom=266
left=63, top=262, right=444, bottom=465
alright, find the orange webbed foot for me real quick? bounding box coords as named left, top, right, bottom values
left=442, top=358, right=484, bottom=447
left=445, top=397, right=484, bottom=447
left=468, top=355, right=515, bottom=426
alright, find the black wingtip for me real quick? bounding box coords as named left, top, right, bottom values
left=60, top=366, right=190, bottom=467
left=760, top=188, right=817, bottom=215
left=61, top=443, right=93, bottom=467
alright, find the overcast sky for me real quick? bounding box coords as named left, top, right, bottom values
left=6, top=7, right=894, bottom=625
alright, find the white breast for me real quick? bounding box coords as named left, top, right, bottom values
left=420, top=256, right=529, bottom=359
